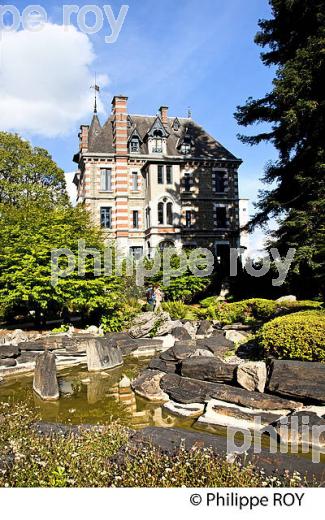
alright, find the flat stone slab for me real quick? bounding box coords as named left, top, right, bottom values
left=272, top=411, right=325, bottom=448
left=160, top=373, right=302, bottom=410
left=268, top=360, right=325, bottom=403
left=197, top=399, right=287, bottom=432
left=0, top=358, right=17, bottom=367
left=181, top=357, right=236, bottom=383
left=163, top=400, right=205, bottom=418
left=0, top=345, right=20, bottom=358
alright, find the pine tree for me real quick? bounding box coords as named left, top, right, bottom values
left=235, top=0, right=325, bottom=297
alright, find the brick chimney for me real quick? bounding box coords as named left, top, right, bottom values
left=159, top=105, right=168, bottom=126
left=79, top=125, right=89, bottom=153
left=112, top=95, right=128, bottom=155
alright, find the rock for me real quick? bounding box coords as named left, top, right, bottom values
left=160, top=373, right=301, bottom=410
left=276, top=295, right=297, bottom=303
left=197, top=398, right=287, bottom=431
left=33, top=351, right=59, bottom=401
left=0, top=358, right=17, bottom=367
left=189, top=349, right=215, bottom=358
left=148, top=358, right=179, bottom=373
left=132, top=338, right=166, bottom=356
left=197, top=333, right=234, bottom=349
left=268, top=360, right=325, bottom=403
left=8, top=329, right=29, bottom=345
left=131, top=369, right=169, bottom=402
left=181, top=357, right=236, bottom=383
left=163, top=400, right=205, bottom=418
left=155, top=320, right=182, bottom=336
left=152, top=334, right=175, bottom=350
left=172, top=341, right=197, bottom=360
left=16, top=351, right=40, bottom=364
left=129, top=312, right=170, bottom=338
left=170, top=326, right=192, bottom=341
left=196, top=320, right=213, bottom=338
left=237, top=361, right=267, bottom=393
left=104, top=333, right=138, bottom=356
left=224, top=330, right=250, bottom=344
left=272, top=411, right=325, bottom=448
left=85, top=325, right=101, bottom=335
left=182, top=321, right=197, bottom=339
left=0, top=345, right=20, bottom=358
left=223, top=323, right=251, bottom=331
left=86, top=339, right=123, bottom=371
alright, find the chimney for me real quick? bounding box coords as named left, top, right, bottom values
left=79, top=125, right=89, bottom=153
left=112, top=95, right=128, bottom=155
left=159, top=105, right=168, bottom=125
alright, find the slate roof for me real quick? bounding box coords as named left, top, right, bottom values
left=86, top=113, right=240, bottom=161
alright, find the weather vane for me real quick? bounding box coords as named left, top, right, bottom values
left=90, top=73, right=100, bottom=113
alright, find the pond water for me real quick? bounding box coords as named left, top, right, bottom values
left=1, top=358, right=324, bottom=466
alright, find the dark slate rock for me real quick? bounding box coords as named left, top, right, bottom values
left=170, top=326, right=192, bottom=341
left=172, top=341, right=197, bottom=360
left=197, top=334, right=234, bottom=349
left=0, top=345, right=20, bottom=359
left=268, top=360, right=325, bottom=403
left=16, top=351, right=40, bottom=364
left=148, top=358, right=179, bottom=373
left=18, top=341, right=47, bottom=352
left=196, top=320, right=213, bottom=336
left=0, top=358, right=17, bottom=367
left=33, top=351, right=59, bottom=400
left=160, top=373, right=301, bottom=409
left=181, top=357, right=236, bottom=383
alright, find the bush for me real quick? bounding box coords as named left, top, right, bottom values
left=257, top=310, right=325, bottom=361
left=199, top=297, right=323, bottom=325
left=162, top=301, right=188, bottom=320
left=101, top=299, right=141, bottom=333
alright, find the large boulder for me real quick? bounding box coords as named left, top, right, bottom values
left=86, top=338, right=123, bottom=372
left=197, top=333, right=234, bottom=350
left=181, top=357, right=236, bottom=383
left=268, top=360, right=325, bottom=403
left=197, top=398, right=287, bottom=432
left=33, top=351, right=59, bottom=401
left=155, top=320, right=182, bottom=336
left=0, top=345, right=20, bottom=358
left=160, top=373, right=219, bottom=404
left=128, top=312, right=170, bottom=338
left=170, top=326, right=192, bottom=341
left=237, top=361, right=267, bottom=393
left=131, top=369, right=169, bottom=402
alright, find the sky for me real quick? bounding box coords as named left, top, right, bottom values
left=0, top=0, right=278, bottom=255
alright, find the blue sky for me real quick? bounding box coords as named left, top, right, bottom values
left=0, top=0, right=277, bottom=254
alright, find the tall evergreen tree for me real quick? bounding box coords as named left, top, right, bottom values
left=235, top=0, right=325, bottom=297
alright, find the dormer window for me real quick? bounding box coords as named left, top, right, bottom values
left=152, top=130, right=163, bottom=153
left=172, top=118, right=181, bottom=132
left=181, top=140, right=191, bottom=155
left=130, top=136, right=140, bottom=153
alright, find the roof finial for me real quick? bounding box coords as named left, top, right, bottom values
left=90, top=73, right=100, bottom=114
left=187, top=106, right=192, bottom=118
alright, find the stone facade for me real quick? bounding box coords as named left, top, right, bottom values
left=73, top=96, right=247, bottom=259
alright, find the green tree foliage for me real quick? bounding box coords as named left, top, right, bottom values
left=0, top=131, right=68, bottom=206
left=235, top=0, right=325, bottom=297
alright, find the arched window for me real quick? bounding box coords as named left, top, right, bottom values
left=166, top=202, right=173, bottom=225
left=158, top=202, right=164, bottom=224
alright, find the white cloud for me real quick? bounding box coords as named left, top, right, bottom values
left=0, top=23, right=109, bottom=137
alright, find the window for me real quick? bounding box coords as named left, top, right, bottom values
left=166, top=202, right=173, bottom=225
left=100, top=207, right=112, bottom=228
left=130, top=136, right=140, bottom=153
left=185, top=210, right=192, bottom=228
left=133, top=210, right=139, bottom=229
left=131, top=171, right=139, bottom=191
left=166, top=165, right=173, bottom=184
left=215, top=207, right=227, bottom=228
left=152, top=130, right=163, bottom=153
left=213, top=171, right=225, bottom=192
left=100, top=169, right=112, bottom=191
left=181, top=143, right=191, bottom=154
left=157, top=165, right=164, bottom=184
left=184, top=173, right=191, bottom=192
left=129, top=246, right=143, bottom=260
left=158, top=202, right=164, bottom=224
left=145, top=207, right=151, bottom=228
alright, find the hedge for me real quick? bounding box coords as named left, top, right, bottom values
left=257, top=310, right=325, bottom=361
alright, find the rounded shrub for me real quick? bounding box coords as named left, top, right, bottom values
left=257, top=310, right=325, bottom=361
